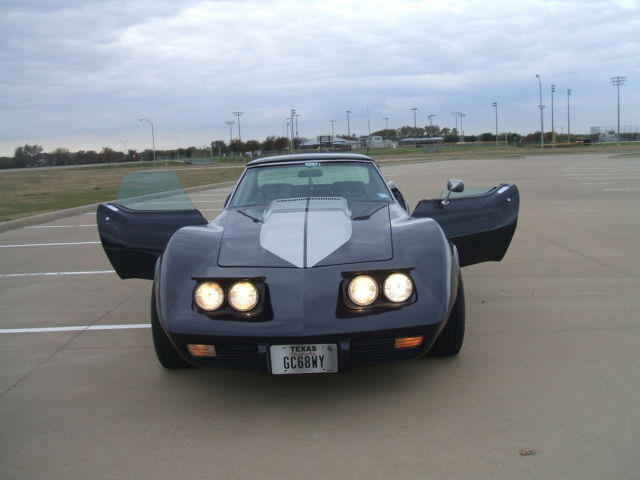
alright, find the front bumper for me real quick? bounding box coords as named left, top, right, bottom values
left=170, top=325, right=441, bottom=372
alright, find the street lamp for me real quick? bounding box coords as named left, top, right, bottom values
left=139, top=118, right=156, bottom=167
left=232, top=112, right=243, bottom=144
left=122, top=139, right=128, bottom=163
left=567, top=89, right=572, bottom=142
left=346, top=110, right=352, bottom=138
left=383, top=117, right=389, bottom=140
left=173, top=136, right=180, bottom=162
left=330, top=120, right=336, bottom=140
left=535, top=74, right=545, bottom=150
left=492, top=103, right=498, bottom=146
left=610, top=76, right=626, bottom=138
left=551, top=84, right=556, bottom=144
left=290, top=109, right=296, bottom=152
left=411, top=107, right=418, bottom=140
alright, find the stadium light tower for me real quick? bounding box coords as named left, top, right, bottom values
left=458, top=112, right=466, bottom=142
left=535, top=75, right=545, bottom=150
left=451, top=112, right=460, bottom=134
left=330, top=119, right=336, bottom=139
left=567, top=89, right=572, bottom=141
left=139, top=118, right=156, bottom=167
left=346, top=110, right=352, bottom=138
left=225, top=121, right=235, bottom=146
left=492, top=102, right=498, bottom=146
left=610, top=76, right=626, bottom=138
left=551, top=85, right=556, bottom=144
left=411, top=107, right=418, bottom=139
left=232, top=112, right=243, bottom=143
left=383, top=117, right=389, bottom=140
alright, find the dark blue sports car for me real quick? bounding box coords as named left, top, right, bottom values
left=97, top=153, right=519, bottom=374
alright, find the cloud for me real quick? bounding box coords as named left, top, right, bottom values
left=0, top=0, right=638, bottom=154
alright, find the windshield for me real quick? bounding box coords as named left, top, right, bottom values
left=229, top=161, right=390, bottom=207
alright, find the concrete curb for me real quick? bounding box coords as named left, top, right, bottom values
left=0, top=181, right=236, bottom=233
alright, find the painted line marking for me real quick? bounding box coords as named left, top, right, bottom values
left=190, top=193, right=230, bottom=197
left=0, top=270, right=114, bottom=278
left=199, top=208, right=221, bottom=212
left=84, top=212, right=97, bottom=215
left=0, top=324, right=150, bottom=334
left=0, top=241, right=100, bottom=248
left=604, top=188, right=640, bottom=191
left=25, top=224, right=97, bottom=229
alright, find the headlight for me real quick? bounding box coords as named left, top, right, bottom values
left=228, top=281, right=259, bottom=312
left=194, top=281, right=224, bottom=311
left=347, top=275, right=379, bottom=306
left=383, top=273, right=413, bottom=303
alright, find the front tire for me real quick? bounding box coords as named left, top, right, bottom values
left=151, top=289, right=192, bottom=369
left=427, top=276, right=465, bottom=357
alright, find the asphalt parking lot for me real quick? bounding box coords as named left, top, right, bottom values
left=1, top=152, right=639, bottom=479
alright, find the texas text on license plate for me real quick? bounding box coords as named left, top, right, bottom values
left=269, top=344, right=338, bottom=374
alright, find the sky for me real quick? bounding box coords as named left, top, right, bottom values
left=1, top=0, right=639, bottom=155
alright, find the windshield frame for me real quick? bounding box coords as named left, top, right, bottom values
left=227, top=159, right=394, bottom=209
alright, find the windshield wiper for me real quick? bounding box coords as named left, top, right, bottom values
left=237, top=209, right=263, bottom=223
left=352, top=204, right=386, bottom=220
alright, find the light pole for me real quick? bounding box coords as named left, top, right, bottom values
left=459, top=113, right=466, bottom=142
left=610, top=76, right=626, bottom=139
left=173, top=136, right=180, bottom=162
left=330, top=120, right=336, bottom=140
left=427, top=114, right=436, bottom=136
left=451, top=112, right=459, bottom=137
left=551, top=84, right=556, bottom=145
left=232, top=112, right=243, bottom=145
left=139, top=118, right=156, bottom=167
left=295, top=113, right=300, bottom=146
left=383, top=117, right=389, bottom=141
left=346, top=110, right=352, bottom=138
left=290, top=109, right=296, bottom=152
left=225, top=121, right=234, bottom=144
left=411, top=107, right=418, bottom=140
left=492, top=102, right=498, bottom=145
left=535, top=74, right=545, bottom=150
left=122, top=139, right=128, bottom=163
left=567, top=89, right=572, bottom=142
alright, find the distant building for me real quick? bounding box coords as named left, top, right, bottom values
left=398, top=137, right=444, bottom=146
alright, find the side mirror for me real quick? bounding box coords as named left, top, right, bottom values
left=442, top=179, right=464, bottom=206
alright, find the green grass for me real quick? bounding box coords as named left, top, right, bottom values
left=1, top=143, right=638, bottom=222
left=0, top=163, right=244, bottom=221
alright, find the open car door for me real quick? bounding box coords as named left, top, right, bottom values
left=97, top=171, right=208, bottom=280
left=412, top=183, right=519, bottom=267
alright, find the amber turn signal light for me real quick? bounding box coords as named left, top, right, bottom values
left=394, top=336, right=424, bottom=349
left=187, top=344, right=217, bottom=358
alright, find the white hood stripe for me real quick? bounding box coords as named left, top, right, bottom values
left=259, top=198, right=352, bottom=268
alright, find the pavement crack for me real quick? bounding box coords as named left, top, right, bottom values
left=0, top=282, right=150, bottom=399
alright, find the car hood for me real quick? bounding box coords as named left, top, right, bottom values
left=216, top=198, right=393, bottom=268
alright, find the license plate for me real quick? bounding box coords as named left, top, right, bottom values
left=269, top=344, right=338, bottom=374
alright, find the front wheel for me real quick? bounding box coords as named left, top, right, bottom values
left=427, top=276, right=465, bottom=357
left=151, top=289, right=192, bottom=369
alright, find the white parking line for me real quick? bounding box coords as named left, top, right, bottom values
left=0, top=270, right=114, bottom=278
left=0, top=324, right=150, bottom=334
left=190, top=193, right=230, bottom=197
left=0, top=241, right=100, bottom=248
left=25, top=224, right=97, bottom=229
